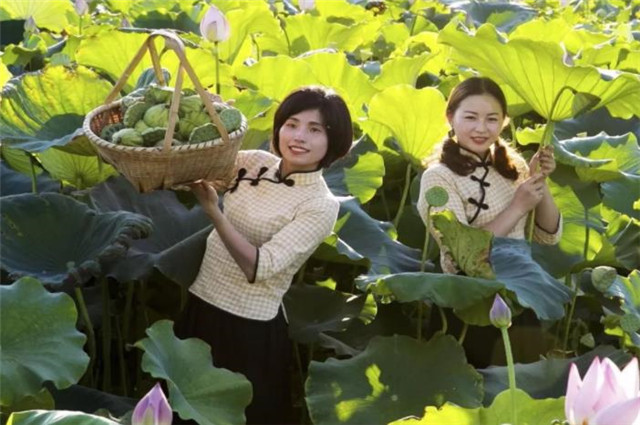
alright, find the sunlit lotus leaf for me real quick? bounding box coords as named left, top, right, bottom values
left=0, top=277, right=89, bottom=407
left=0, top=62, right=11, bottom=87
left=368, top=85, right=448, bottom=165
left=617, top=49, right=640, bottom=74
left=1, top=193, right=152, bottom=287
left=300, top=52, right=378, bottom=118
left=479, top=345, right=631, bottom=404
left=7, top=410, right=118, bottom=425
left=75, top=30, right=233, bottom=92
left=135, top=320, right=252, bottom=425
left=307, top=334, right=483, bottom=424
left=510, top=18, right=611, bottom=54
left=38, top=149, right=117, bottom=190
left=355, top=272, right=503, bottom=312
left=336, top=198, right=421, bottom=274
left=391, top=31, right=450, bottom=76
left=235, top=55, right=317, bottom=101
left=373, top=53, right=432, bottom=90
left=390, top=389, right=564, bottom=425
left=284, top=284, right=368, bottom=344
left=0, top=0, right=74, bottom=32
left=0, top=65, right=112, bottom=152
left=439, top=22, right=640, bottom=120
left=324, top=138, right=384, bottom=204
left=452, top=0, right=537, bottom=33
left=431, top=211, right=495, bottom=279
left=1, top=145, right=41, bottom=176
left=282, top=13, right=379, bottom=56
left=219, top=2, right=283, bottom=66
left=90, top=176, right=211, bottom=285
left=315, top=0, right=374, bottom=22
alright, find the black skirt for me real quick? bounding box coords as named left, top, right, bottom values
left=175, top=292, right=292, bottom=425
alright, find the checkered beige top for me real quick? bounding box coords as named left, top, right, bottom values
left=190, top=150, right=339, bottom=321
left=417, top=148, right=562, bottom=274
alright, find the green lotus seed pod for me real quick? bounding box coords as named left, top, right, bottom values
left=425, top=186, right=449, bottom=207
left=189, top=123, right=221, bottom=144
left=100, top=122, right=125, bottom=142
left=591, top=266, right=617, bottom=292
left=112, top=128, right=143, bottom=147
left=123, top=101, right=152, bottom=128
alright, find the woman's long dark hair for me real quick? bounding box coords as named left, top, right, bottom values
left=432, top=77, right=519, bottom=180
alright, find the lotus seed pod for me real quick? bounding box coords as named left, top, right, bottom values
left=220, top=107, right=242, bottom=132
left=123, top=101, right=152, bottom=128
left=134, top=120, right=150, bottom=134
left=189, top=123, right=221, bottom=144
left=425, top=186, right=449, bottom=207
left=144, top=84, right=175, bottom=104
left=112, top=128, right=143, bottom=147
left=143, top=104, right=170, bottom=128
left=591, top=266, right=617, bottom=292
left=141, top=127, right=166, bottom=147
left=100, top=123, right=125, bottom=142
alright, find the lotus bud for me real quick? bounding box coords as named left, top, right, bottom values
left=75, top=0, right=89, bottom=16
left=299, top=0, right=316, bottom=11
left=425, top=186, right=449, bottom=208
left=121, top=17, right=131, bottom=28
left=24, top=16, right=39, bottom=34
left=490, top=294, right=512, bottom=329
left=199, top=5, right=230, bottom=43
left=132, top=383, right=172, bottom=425
left=591, top=266, right=617, bottom=292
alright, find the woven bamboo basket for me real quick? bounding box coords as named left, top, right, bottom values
left=82, top=30, right=246, bottom=193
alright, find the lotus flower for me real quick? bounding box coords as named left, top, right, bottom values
left=199, top=5, right=230, bottom=43
left=75, top=0, right=89, bottom=15
left=24, top=16, right=38, bottom=34
left=489, top=294, right=512, bottom=329
left=132, top=383, right=172, bottom=425
left=299, top=0, right=315, bottom=11
left=565, top=357, right=640, bottom=425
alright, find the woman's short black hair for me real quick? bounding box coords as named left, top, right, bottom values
left=272, top=86, right=353, bottom=168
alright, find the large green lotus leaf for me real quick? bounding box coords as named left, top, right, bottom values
left=301, top=52, right=378, bottom=119
left=75, top=30, right=232, bottom=93
left=432, top=211, right=496, bottom=279
left=0, top=62, right=11, bottom=87
left=603, top=176, right=640, bottom=220
left=479, top=345, right=631, bottom=404
left=4, top=388, right=54, bottom=416
left=49, top=384, right=136, bottom=417
left=284, top=284, right=368, bottom=344
left=282, top=13, right=378, bottom=56
left=390, top=389, right=564, bottom=425
left=0, top=65, right=113, bottom=152
left=0, top=0, right=74, bottom=32
left=510, top=17, right=611, bottom=54
left=373, top=53, right=432, bottom=90
left=235, top=55, right=317, bottom=101
left=1, top=145, right=41, bottom=176
left=135, top=320, right=252, bottom=425
left=90, top=176, right=211, bottom=286
left=324, top=137, right=384, bottom=204
left=306, top=334, right=483, bottom=424
left=368, top=85, right=448, bottom=165
left=355, top=272, right=503, bottom=312
left=0, top=193, right=152, bottom=287
left=0, top=277, right=89, bottom=407
left=391, top=31, right=450, bottom=77
left=607, top=270, right=640, bottom=318
left=0, top=161, right=58, bottom=196
left=315, top=0, right=374, bottom=22
left=7, top=410, right=118, bottom=425
left=38, top=149, right=117, bottom=189
left=219, top=2, right=283, bottom=66
left=606, top=214, right=640, bottom=270
left=554, top=108, right=640, bottom=141
left=438, top=22, right=640, bottom=120
left=336, top=198, right=422, bottom=274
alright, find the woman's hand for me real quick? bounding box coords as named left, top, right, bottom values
left=188, top=180, right=220, bottom=218
left=511, top=173, right=546, bottom=215
left=529, top=145, right=556, bottom=177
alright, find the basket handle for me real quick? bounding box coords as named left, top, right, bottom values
left=103, top=30, right=230, bottom=151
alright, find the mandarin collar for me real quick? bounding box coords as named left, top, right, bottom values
left=458, top=144, right=493, bottom=166
left=271, top=160, right=324, bottom=186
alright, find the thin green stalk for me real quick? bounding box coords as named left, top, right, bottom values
left=214, top=41, right=220, bottom=95
left=75, top=287, right=96, bottom=385
left=393, top=163, right=412, bottom=229
left=380, top=189, right=391, bottom=222
left=417, top=303, right=423, bottom=342
left=114, top=315, right=128, bottom=397
left=562, top=273, right=577, bottom=353
left=438, top=306, right=448, bottom=334
left=101, top=278, right=112, bottom=392
left=293, top=342, right=309, bottom=425
left=251, top=34, right=261, bottom=61
left=458, top=323, right=469, bottom=344
left=500, top=326, right=518, bottom=425
left=409, top=14, right=418, bottom=36
left=583, top=208, right=590, bottom=260
left=417, top=210, right=432, bottom=342
left=278, top=16, right=292, bottom=56
left=78, top=16, right=83, bottom=36
left=122, top=281, right=135, bottom=344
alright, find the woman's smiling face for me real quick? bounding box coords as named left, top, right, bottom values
left=278, top=108, right=328, bottom=176
left=448, top=93, right=505, bottom=157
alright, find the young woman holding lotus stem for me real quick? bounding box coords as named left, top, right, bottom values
left=177, top=86, right=353, bottom=424
left=418, top=76, right=562, bottom=275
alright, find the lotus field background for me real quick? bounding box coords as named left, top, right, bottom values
left=1, top=0, right=640, bottom=423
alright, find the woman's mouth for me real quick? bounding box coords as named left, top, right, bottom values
left=289, top=145, right=309, bottom=154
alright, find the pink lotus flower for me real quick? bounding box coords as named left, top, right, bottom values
left=199, top=5, right=230, bottom=43
left=299, top=0, right=316, bottom=11
left=132, top=383, right=172, bottom=425
left=75, top=0, right=89, bottom=16
left=489, top=294, right=512, bottom=329
left=566, top=357, right=640, bottom=425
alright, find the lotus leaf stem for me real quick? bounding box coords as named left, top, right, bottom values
left=214, top=41, right=220, bottom=95
left=458, top=323, right=468, bottom=344
left=417, top=208, right=432, bottom=342
left=393, top=163, right=412, bottom=229
left=583, top=207, right=590, bottom=260
left=500, top=326, right=518, bottom=425
left=28, top=152, right=37, bottom=194
left=114, top=315, right=128, bottom=396
left=101, top=277, right=112, bottom=392
left=123, top=281, right=135, bottom=344
left=75, top=287, right=96, bottom=385
left=438, top=306, right=448, bottom=334
left=562, top=273, right=577, bottom=353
